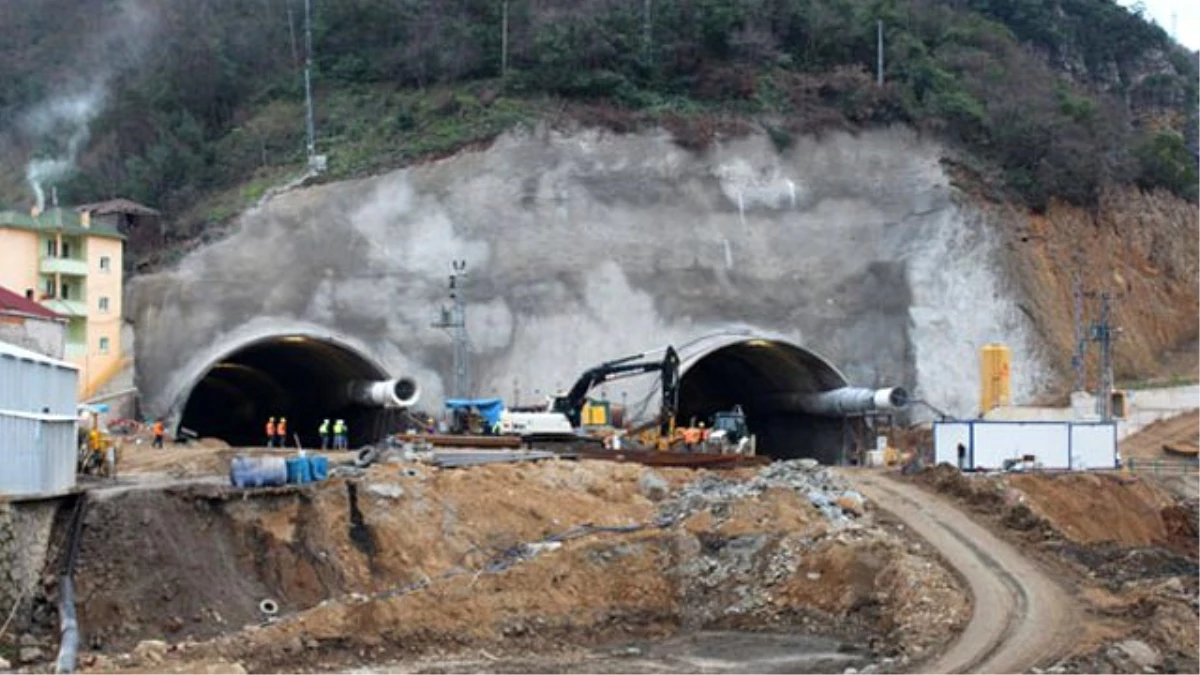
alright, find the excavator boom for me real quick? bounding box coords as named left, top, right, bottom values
left=553, top=346, right=681, bottom=430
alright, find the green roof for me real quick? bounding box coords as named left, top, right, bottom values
left=0, top=209, right=124, bottom=240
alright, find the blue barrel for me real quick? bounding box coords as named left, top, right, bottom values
left=230, top=456, right=288, bottom=488
left=285, top=456, right=312, bottom=484
left=308, top=455, right=329, bottom=482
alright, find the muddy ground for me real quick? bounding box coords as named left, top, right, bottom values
left=909, top=464, right=1199, bottom=674
left=15, top=459, right=969, bottom=674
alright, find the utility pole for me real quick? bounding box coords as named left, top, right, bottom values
left=500, top=0, right=510, bottom=79
left=643, top=0, right=653, bottom=62
left=303, top=0, right=317, bottom=167
left=1089, top=292, right=1120, bottom=421
left=285, top=0, right=299, bottom=68
left=876, top=19, right=884, bottom=86
left=432, top=260, right=471, bottom=400
left=1071, top=272, right=1086, bottom=392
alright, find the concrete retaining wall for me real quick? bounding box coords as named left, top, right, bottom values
left=128, top=126, right=1052, bottom=423
left=0, top=499, right=60, bottom=629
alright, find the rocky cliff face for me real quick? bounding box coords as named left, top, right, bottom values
left=129, top=125, right=1051, bottom=420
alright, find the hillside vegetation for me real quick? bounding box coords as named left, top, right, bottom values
left=0, top=0, right=1195, bottom=254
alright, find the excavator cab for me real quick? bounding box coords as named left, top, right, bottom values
left=707, top=405, right=754, bottom=455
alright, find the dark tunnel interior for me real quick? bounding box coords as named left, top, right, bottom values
left=677, top=340, right=850, bottom=463
left=179, top=337, right=396, bottom=448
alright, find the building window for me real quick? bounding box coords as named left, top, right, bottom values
left=46, top=239, right=57, bottom=257
left=61, top=241, right=71, bottom=258
left=99, top=256, right=111, bottom=272
left=60, top=284, right=71, bottom=300
left=43, top=278, right=55, bottom=298
left=99, top=297, right=110, bottom=313
left=99, top=337, right=110, bottom=354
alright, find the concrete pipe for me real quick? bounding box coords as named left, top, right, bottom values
left=795, top=386, right=909, bottom=417
left=349, top=378, right=420, bottom=408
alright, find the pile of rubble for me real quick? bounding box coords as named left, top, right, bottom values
left=657, top=459, right=867, bottom=527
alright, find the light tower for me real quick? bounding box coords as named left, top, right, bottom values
left=432, top=260, right=470, bottom=399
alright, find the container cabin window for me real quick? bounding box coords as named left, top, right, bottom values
left=99, top=337, right=110, bottom=354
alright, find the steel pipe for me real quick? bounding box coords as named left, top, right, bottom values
left=758, top=386, right=908, bottom=417
left=349, top=378, right=420, bottom=408
left=796, top=386, right=908, bottom=416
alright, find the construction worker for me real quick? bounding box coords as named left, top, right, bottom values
left=277, top=417, right=288, bottom=448
left=152, top=419, right=165, bottom=448
left=265, top=417, right=276, bottom=448
left=698, top=422, right=709, bottom=453
left=319, top=419, right=331, bottom=449
left=683, top=426, right=701, bottom=453
left=333, top=419, right=347, bottom=450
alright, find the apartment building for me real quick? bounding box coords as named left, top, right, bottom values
left=0, top=206, right=125, bottom=397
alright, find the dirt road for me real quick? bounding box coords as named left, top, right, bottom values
left=850, top=471, right=1076, bottom=674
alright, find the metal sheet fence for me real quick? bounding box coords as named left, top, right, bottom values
left=0, top=345, right=77, bottom=415
left=0, top=411, right=77, bottom=498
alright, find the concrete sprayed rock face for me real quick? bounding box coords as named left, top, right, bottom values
left=130, top=127, right=1045, bottom=427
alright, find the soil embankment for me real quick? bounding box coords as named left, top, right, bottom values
left=1006, top=186, right=1199, bottom=389
left=910, top=465, right=1199, bottom=673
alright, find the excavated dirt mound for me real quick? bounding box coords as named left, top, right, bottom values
left=65, top=460, right=967, bottom=674
left=1004, top=472, right=1184, bottom=552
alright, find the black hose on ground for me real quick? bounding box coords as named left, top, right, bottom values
left=55, top=494, right=87, bottom=674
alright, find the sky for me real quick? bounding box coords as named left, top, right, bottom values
left=1118, top=0, right=1200, bottom=51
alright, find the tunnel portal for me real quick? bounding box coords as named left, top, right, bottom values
left=178, top=336, right=397, bottom=448
left=677, top=338, right=875, bottom=463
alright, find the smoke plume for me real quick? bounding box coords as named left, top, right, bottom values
left=24, top=85, right=106, bottom=212
left=20, top=0, right=157, bottom=212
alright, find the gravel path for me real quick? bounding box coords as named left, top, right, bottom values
left=850, top=470, right=1078, bottom=674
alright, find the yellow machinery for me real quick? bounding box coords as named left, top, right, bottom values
left=78, top=411, right=117, bottom=476
left=581, top=399, right=611, bottom=427
left=979, top=343, right=1012, bottom=414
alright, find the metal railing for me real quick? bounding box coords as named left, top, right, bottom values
left=1122, top=457, right=1199, bottom=476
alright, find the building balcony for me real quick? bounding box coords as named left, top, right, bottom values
left=40, top=256, right=89, bottom=276
left=41, top=299, right=88, bottom=318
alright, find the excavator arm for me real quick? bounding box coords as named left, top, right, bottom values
left=553, top=346, right=681, bottom=429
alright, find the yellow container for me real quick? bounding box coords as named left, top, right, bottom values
left=979, top=343, right=1011, bottom=414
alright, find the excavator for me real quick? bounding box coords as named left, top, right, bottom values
left=500, top=347, right=681, bottom=446
left=501, top=345, right=754, bottom=453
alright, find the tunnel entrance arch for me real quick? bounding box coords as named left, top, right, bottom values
left=675, top=335, right=881, bottom=463
left=176, top=334, right=399, bottom=448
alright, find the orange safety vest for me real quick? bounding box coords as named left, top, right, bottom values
left=278, top=420, right=287, bottom=435
left=683, top=427, right=701, bottom=444
left=153, top=421, right=164, bottom=436
left=266, top=420, right=276, bottom=435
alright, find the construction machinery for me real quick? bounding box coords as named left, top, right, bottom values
left=704, top=405, right=756, bottom=455
left=498, top=347, right=681, bottom=444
